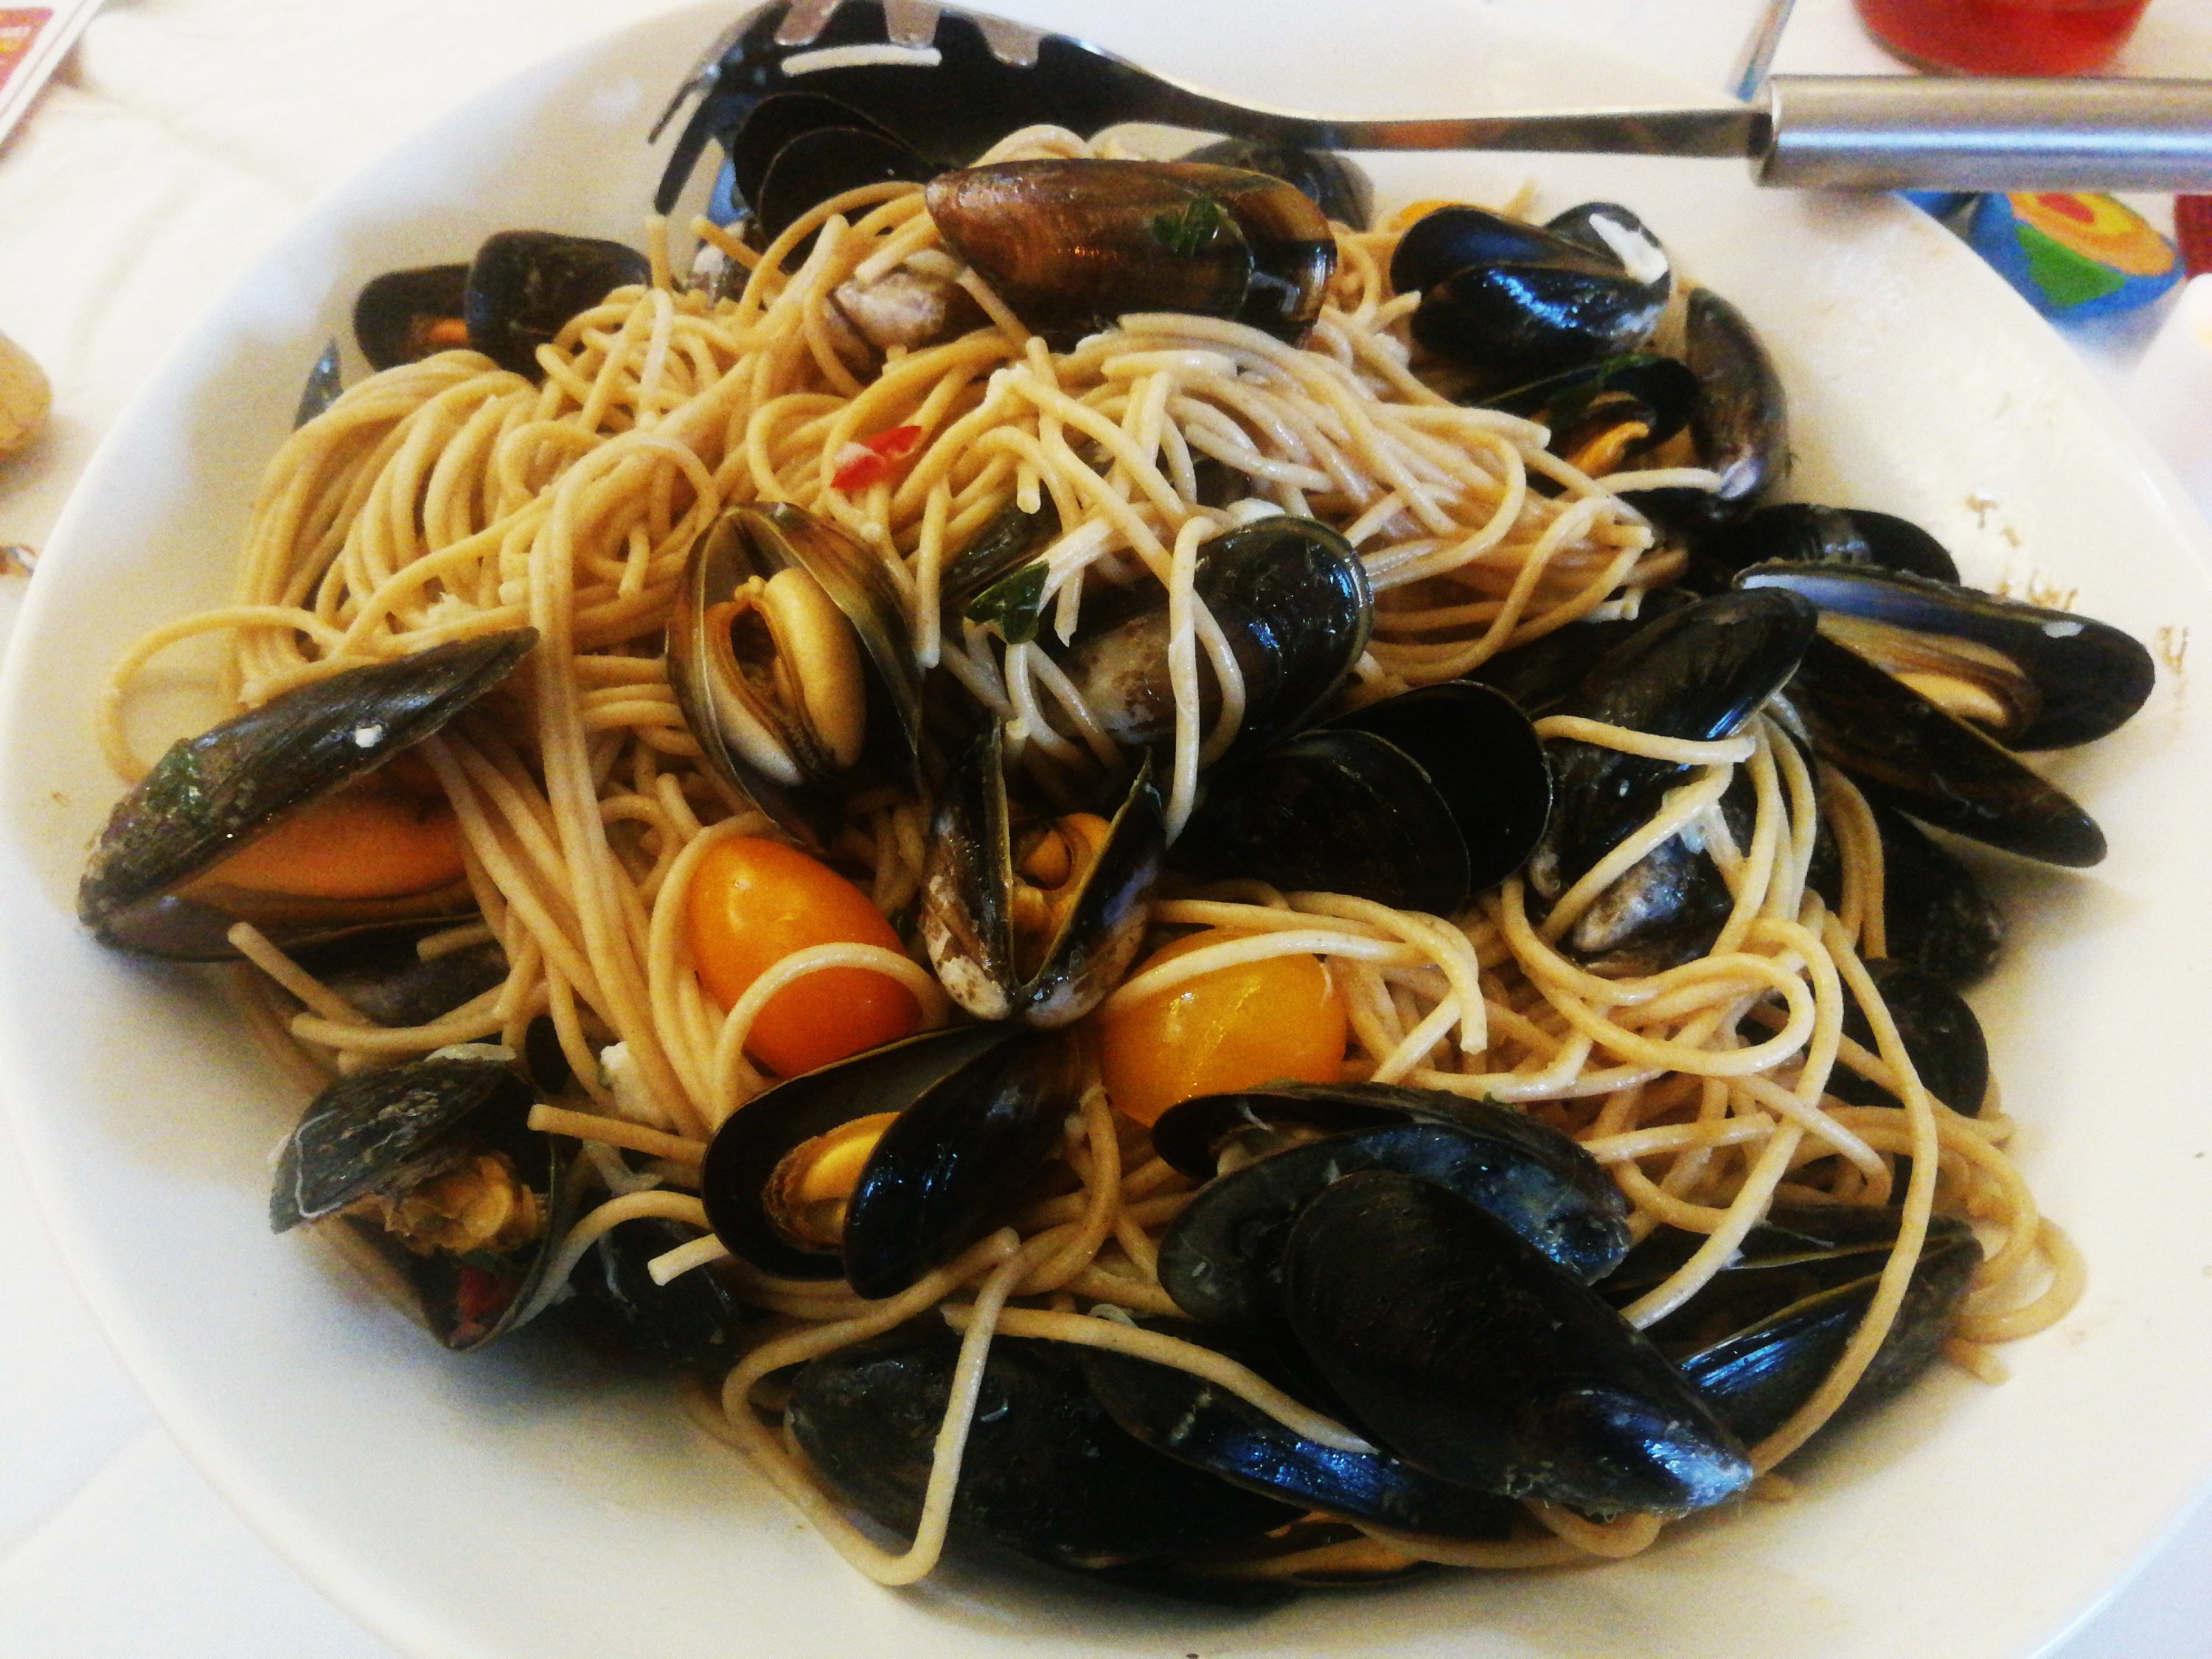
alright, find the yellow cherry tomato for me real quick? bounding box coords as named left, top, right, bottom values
left=1096, top=929, right=1346, bottom=1127
left=686, top=836, right=922, bottom=1078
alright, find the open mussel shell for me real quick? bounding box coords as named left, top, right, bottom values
left=1155, top=1085, right=1631, bottom=1347
left=1180, top=138, right=1373, bottom=229
left=921, top=724, right=1164, bottom=1026
left=927, top=160, right=1336, bottom=347
left=1052, top=515, right=1373, bottom=761
left=1622, top=287, right=1788, bottom=526
left=1741, top=561, right=2154, bottom=751
left=78, top=630, right=537, bottom=959
left=1174, top=681, right=1550, bottom=915
left=1284, top=1171, right=1750, bottom=1514
left=566, top=1216, right=748, bottom=1370
left=788, top=1321, right=1299, bottom=1570
left=669, top=501, right=923, bottom=852
left=1607, top=1205, right=1983, bottom=1447
left=1394, top=203, right=1669, bottom=387
left=462, top=230, right=650, bottom=378
left=754, top=124, right=937, bottom=248
left=353, top=264, right=470, bottom=371
left=1485, top=350, right=1699, bottom=473
left=1781, top=632, right=2104, bottom=866
left=1694, top=504, right=1961, bottom=591
left=270, top=1051, right=569, bottom=1351
left=1081, top=1320, right=1520, bottom=1542
left=1833, top=957, right=1990, bottom=1116
left=1527, top=588, right=1816, bottom=930
left=699, top=1023, right=1080, bottom=1297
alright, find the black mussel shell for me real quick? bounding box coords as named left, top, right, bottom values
left=1173, top=681, right=1550, bottom=915
left=1459, top=596, right=1695, bottom=719
left=79, top=630, right=537, bottom=959
left=353, top=264, right=470, bottom=371
left=754, top=124, right=937, bottom=248
left=463, top=231, right=651, bottom=379
left=1395, top=204, right=1669, bottom=386
left=566, top=1216, right=748, bottom=1369
left=1181, top=138, right=1373, bottom=229
left=270, top=1051, right=568, bottom=1351
left=1284, top=1172, right=1750, bottom=1513
left=1741, top=562, right=2154, bottom=751
left=668, top=501, right=925, bottom=852
left=928, top=160, right=1335, bottom=347
left=288, top=932, right=509, bottom=1029
left=1486, top=352, right=1700, bottom=458
left=1082, top=1320, right=1520, bottom=1540
left=1156, top=1087, right=1630, bottom=1347
left=1833, top=958, right=1989, bottom=1116
left=723, top=91, right=920, bottom=236
left=1694, top=504, right=1961, bottom=591
left=787, top=1323, right=1298, bottom=1567
left=1528, top=589, right=1817, bottom=919
left=942, top=496, right=1058, bottom=614
left=1781, top=632, right=2104, bottom=866
left=699, top=1024, right=1079, bottom=1295
left=1610, top=1205, right=1983, bottom=1447
left=1051, top=515, right=1373, bottom=762
left=1625, top=288, right=1787, bottom=527
left=921, top=725, right=1163, bottom=1026
left=1871, top=798, right=2003, bottom=988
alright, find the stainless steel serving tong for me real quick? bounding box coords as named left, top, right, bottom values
left=651, top=0, right=2212, bottom=209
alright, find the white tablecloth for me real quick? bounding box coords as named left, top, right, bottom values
left=4, top=1, right=2209, bottom=1652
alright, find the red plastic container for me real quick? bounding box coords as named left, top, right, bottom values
left=1854, top=0, right=2151, bottom=74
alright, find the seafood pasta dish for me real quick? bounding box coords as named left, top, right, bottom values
left=74, top=6, right=2154, bottom=1600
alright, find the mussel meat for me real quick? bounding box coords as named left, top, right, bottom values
left=355, top=232, right=650, bottom=380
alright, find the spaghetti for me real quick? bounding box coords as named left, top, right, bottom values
left=98, top=125, right=2081, bottom=1589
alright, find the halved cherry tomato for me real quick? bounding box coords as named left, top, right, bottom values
left=1096, top=928, right=1346, bottom=1127
left=686, top=835, right=922, bottom=1078
left=201, top=754, right=465, bottom=900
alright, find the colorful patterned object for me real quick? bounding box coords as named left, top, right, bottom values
left=1967, top=192, right=2180, bottom=321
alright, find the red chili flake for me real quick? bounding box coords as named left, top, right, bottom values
left=830, top=424, right=923, bottom=491
left=2177, top=196, right=2212, bottom=279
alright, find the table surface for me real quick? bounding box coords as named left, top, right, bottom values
left=4, top=1, right=2210, bottom=1654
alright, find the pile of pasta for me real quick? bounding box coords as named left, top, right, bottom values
left=100, top=125, right=2079, bottom=1582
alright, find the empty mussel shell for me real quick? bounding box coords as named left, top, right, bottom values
left=78, top=629, right=537, bottom=959
left=1741, top=561, right=2154, bottom=751
left=920, top=723, right=1164, bottom=1026
left=270, top=1050, right=568, bottom=1351
left=927, top=159, right=1336, bottom=347
left=1607, top=1204, right=1983, bottom=1447
left=1173, top=681, right=1551, bottom=914
left=787, top=1322, right=1298, bottom=1568
left=668, top=501, right=923, bottom=852
left=1082, top=1319, right=1520, bottom=1540
left=698, top=1023, right=1081, bottom=1297
left=1154, top=1084, right=1631, bottom=1347
left=1180, top=138, right=1373, bottom=229
left=1284, top=1171, right=1750, bottom=1514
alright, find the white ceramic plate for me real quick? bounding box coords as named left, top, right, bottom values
left=7, top=3, right=2212, bottom=1655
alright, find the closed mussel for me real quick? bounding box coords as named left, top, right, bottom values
left=699, top=1023, right=1081, bottom=1298
left=927, top=159, right=1337, bottom=347
left=669, top=501, right=923, bottom=852
left=1153, top=1083, right=1631, bottom=1345
left=270, top=1048, right=568, bottom=1351
left=1173, top=680, right=1551, bottom=914
left=78, top=630, right=536, bottom=959
left=566, top=1215, right=748, bottom=1369
left=1394, top=201, right=1670, bottom=388
left=787, top=1321, right=1298, bottom=1569
left=1606, top=1204, right=1983, bottom=1447
left=1284, top=1171, right=1750, bottom=1514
